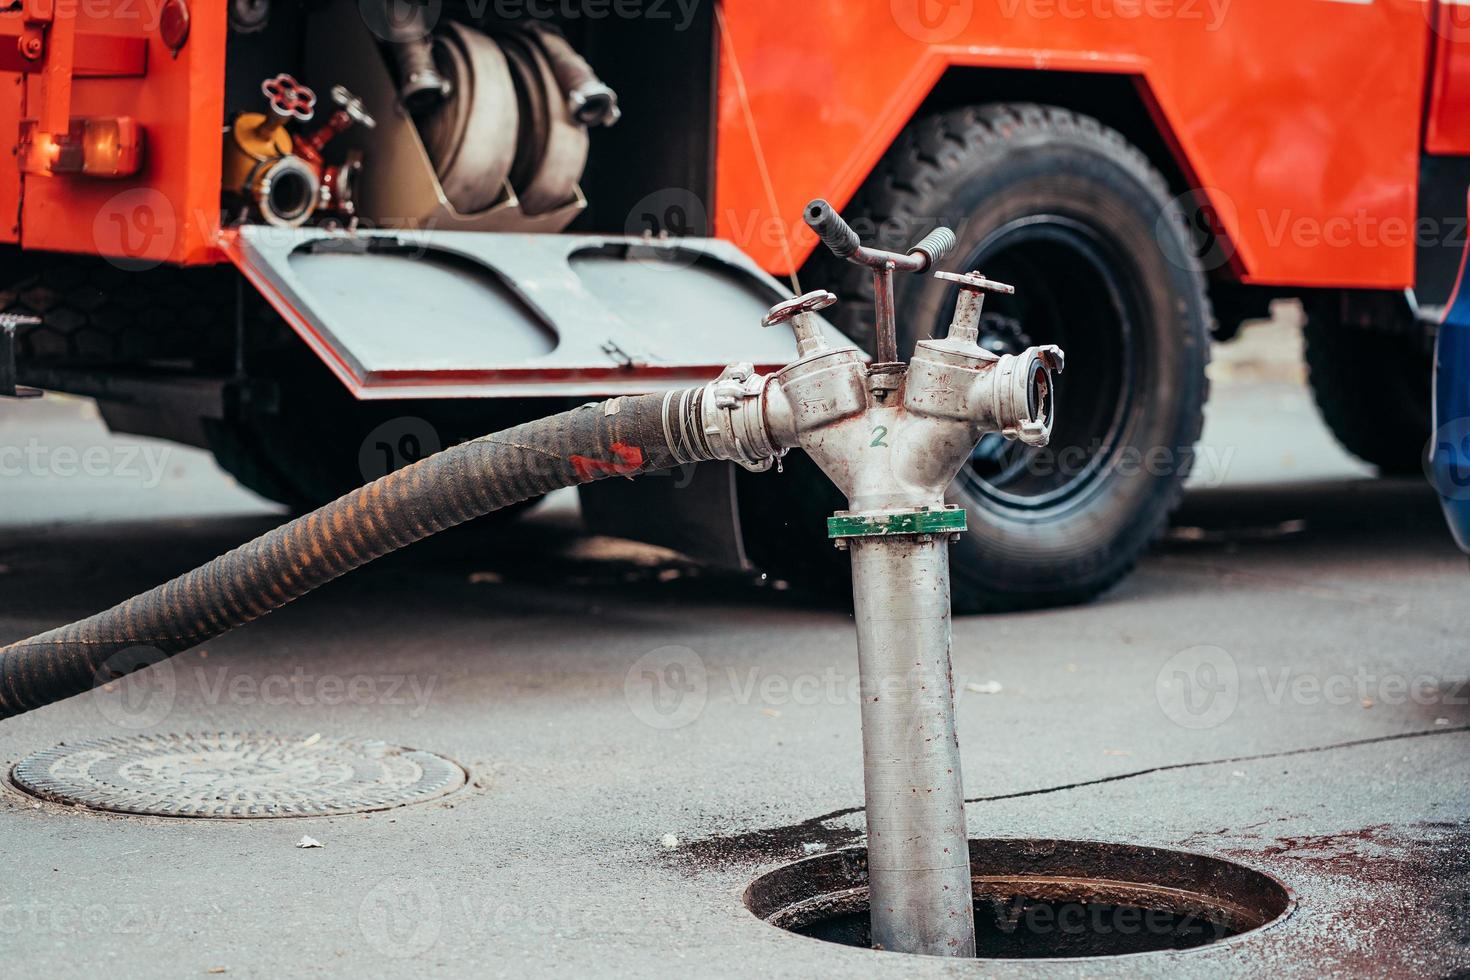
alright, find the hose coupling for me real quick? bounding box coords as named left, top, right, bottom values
left=661, top=365, right=778, bottom=472
left=246, top=154, right=321, bottom=228
left=985, top=344, right=1065, bottom=446
left=569, top=81, right=621, bottom=128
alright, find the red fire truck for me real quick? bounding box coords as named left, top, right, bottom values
left=0, top=0, right=1457, bottom=609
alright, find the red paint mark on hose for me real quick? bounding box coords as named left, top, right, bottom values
left=570, top=443, right=645, bottom=481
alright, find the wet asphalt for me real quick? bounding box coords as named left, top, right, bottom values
left=0, top=315, right=1467, bottom=978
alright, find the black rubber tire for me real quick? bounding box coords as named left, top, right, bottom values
left=742, top=103, right=1212, bottom=613
left=0, top=252, right=541, bottom=520
left=0, top=254, right=314, bottom=506
left=1302, top=307, right=1431, bottom=475
left=205, top=352, right=545, bottom=533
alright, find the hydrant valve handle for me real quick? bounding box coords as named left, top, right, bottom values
left=933, top=270, right=1015, bottom=294
left=331, top=85, right=377, bottom=129
left=761, top=290, right=837, bottom=327
left=261, top=73, right=317, bottom=124
left=763, top=290, right=837, bottom=359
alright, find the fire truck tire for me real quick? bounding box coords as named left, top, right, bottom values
left=1302, top=307, right=1430, bottom=475
left=205, top=352, right=543, bottom=531
left=204, top=419, right=322, bottom=510
left=742, top=103, right=1212, bottom=613
left=208, top=409, right=544, bottom=525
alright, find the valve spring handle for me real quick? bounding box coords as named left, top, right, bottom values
left=803, top=198, right=958, bottom=371
left=806, top=199, right=861, bottom=258
left=910, top=227, right=956, bottom=269
left=804, top=199, right=956, bottom=269
left=297, top=86, right=377, bottom=163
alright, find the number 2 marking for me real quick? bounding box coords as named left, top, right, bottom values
left=870, top=425, right=889, bottom=448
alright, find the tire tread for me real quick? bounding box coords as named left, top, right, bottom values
left=788, top=103, right=1214, bottom=613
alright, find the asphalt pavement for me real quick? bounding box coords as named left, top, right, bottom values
left=0, top=311, right=1466, bottom=978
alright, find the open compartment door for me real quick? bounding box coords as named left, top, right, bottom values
left=221, top=227, right=817, bottom=400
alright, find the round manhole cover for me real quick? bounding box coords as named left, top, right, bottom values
left=11, top=733, right=466, bottom=818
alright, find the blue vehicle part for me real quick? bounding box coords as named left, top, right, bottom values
left=1432, top=270, right=1470, bottom=552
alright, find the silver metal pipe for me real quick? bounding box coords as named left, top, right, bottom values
left=702, top=200, right=1066, bottom=957
left=849, top=535, right=975, bottom=956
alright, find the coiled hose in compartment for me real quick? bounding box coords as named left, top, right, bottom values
left=0, top=392, right=701, bottom=720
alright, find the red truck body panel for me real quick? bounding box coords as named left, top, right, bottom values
left=1426, top=3, right=1470, bottom=155
left=716, top=0, right=1443, bottom=289
left=1, top=0, right=1465, bottom=292
left=1, top=70, right=20, bottom=245
left=1, top=0, right=226, bottom=266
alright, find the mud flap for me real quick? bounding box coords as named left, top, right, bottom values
left=579, top=461, right=753, bottom=570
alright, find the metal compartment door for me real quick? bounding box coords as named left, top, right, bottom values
left=222, top=226, right=814, bottom=400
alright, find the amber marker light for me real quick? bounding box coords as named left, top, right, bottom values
left=18, top=117, right=144, bottom=177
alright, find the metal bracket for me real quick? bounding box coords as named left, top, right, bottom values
left=826, top=506, right=967, bottom=540
left=708, top=361, right=774, bottom=473
left=0, top=313, right=42, bottom=398
left=0, top=2, right=148, bottom=79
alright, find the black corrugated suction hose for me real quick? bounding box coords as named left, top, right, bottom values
left=0, top=392, right=695, bottom=720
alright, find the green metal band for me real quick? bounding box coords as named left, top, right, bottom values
left=826, top=508, right=967, bottom=539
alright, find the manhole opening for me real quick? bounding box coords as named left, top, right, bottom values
left=744, top=838, right=1293, bottom=960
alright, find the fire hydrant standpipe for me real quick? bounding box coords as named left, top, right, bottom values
left=677, top=199, right=1065, bottom=955
left=0, top=200, right=1062, bottom=961
left=848, top=527, right=972, bottom=954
